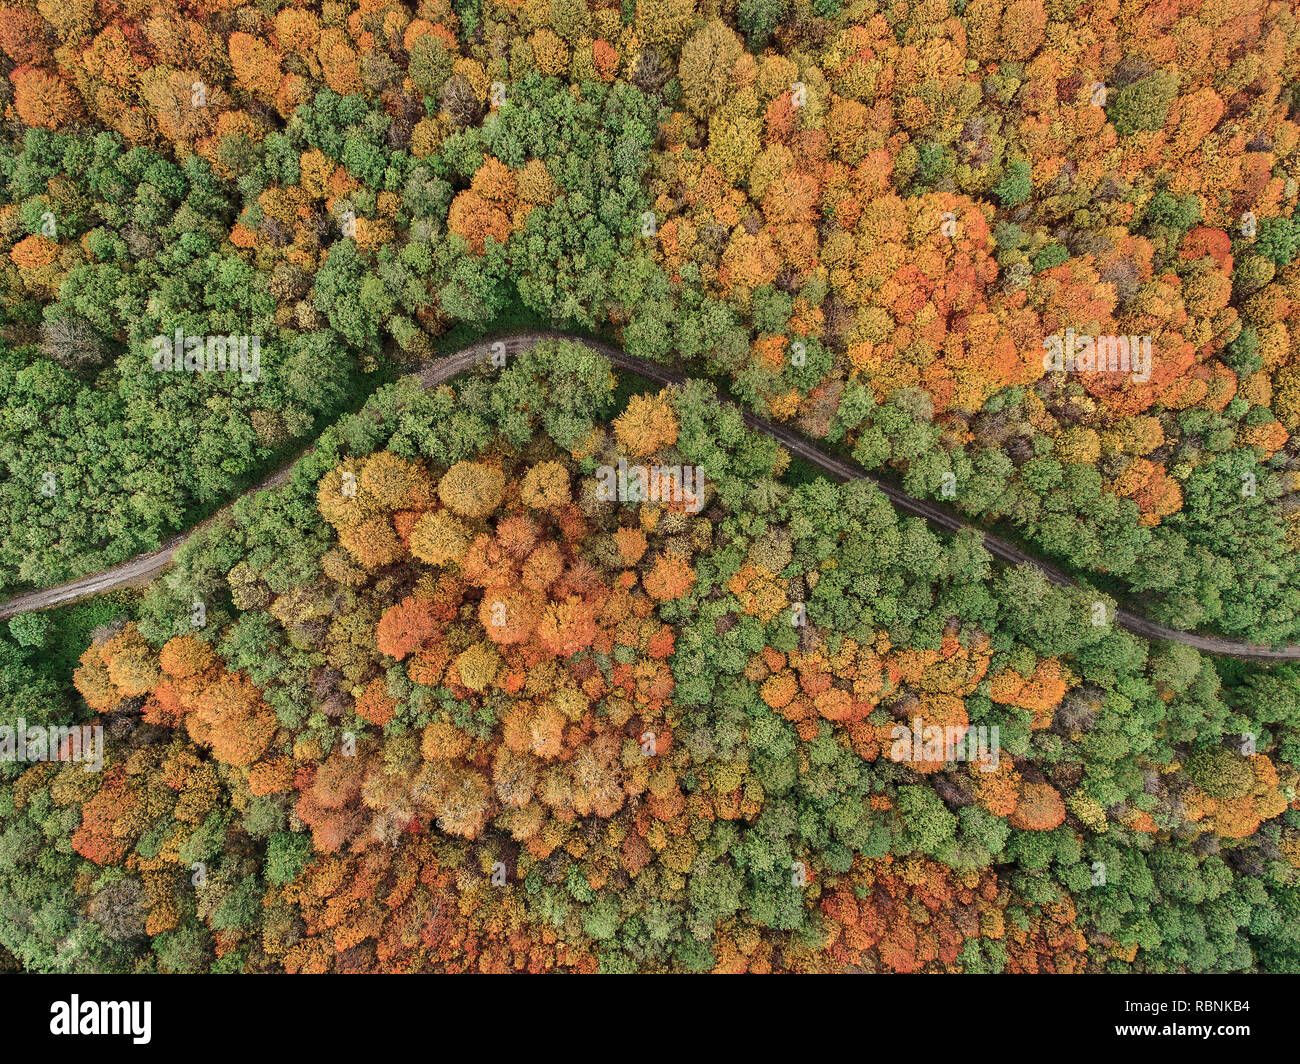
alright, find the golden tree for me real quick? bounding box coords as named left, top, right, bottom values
left=613, top=393, right=679, bottom=456
left=438, top=461, right=506, bottom=518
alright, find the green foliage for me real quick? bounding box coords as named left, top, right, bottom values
left=993, top=159, right=1032, bottom=206
left=1107, top=71, right=1178, bottom=135
left=7, top=612, right=50, bottom=649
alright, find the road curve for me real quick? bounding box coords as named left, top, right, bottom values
left=3, top=331, right=1298, bottom=661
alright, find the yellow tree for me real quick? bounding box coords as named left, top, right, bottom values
left=613, top=393, right=679, bottom=456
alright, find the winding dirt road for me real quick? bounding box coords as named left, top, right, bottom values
left=3, top=331, right=1298, bottom=661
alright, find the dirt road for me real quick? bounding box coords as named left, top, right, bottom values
left=3, top=331, right=1297, bottom=661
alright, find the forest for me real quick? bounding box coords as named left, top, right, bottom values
left=1, top=0, right=1299, bottom=973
